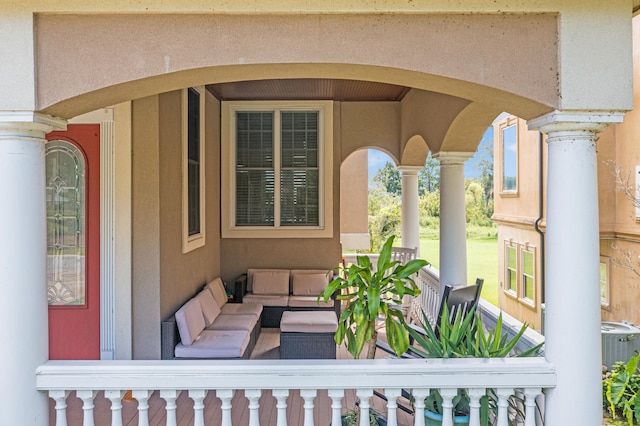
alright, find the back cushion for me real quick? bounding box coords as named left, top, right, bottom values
left=175, top=298, right=206, bottom=346
left=195, top=288, right=221, bottom=327
left=251, top=269, right=290, bottom=295
left=291, top=269, right=331, bottom=296
left=207, top=277, right=228, bottom=308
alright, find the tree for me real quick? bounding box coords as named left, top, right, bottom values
left=419, top=153, right=440, bottom=195
left=371, top=161, right=401, bottom=196
left=476, top=143, right=494, bottom=215
left=368, top=188, right=401, bottom=253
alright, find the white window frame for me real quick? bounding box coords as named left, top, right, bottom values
left=499, top=117, right=518, bottom=195
left=504, top=241, right=518, bottom=296
left=600, top=256, right=611, bottom=309
left=520, top=246, right=535, bottom=304
left=182, top=86, right=206, bottom=253
left=221, top=101, right=333, bottom=238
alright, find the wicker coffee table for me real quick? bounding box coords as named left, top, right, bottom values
left=279, top=311, right=338, bottom=359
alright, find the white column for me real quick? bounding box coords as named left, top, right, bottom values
left=398, top=166, right=421, bottom=255
left=434, top=152, right=473, bottom=294
left=528, top=110, right=623, bottom=426
left=0, top=112, right=66, bottom=426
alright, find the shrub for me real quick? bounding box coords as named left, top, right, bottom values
left=603, top=354, right=640, bottom=425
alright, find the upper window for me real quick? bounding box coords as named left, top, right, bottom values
left=506, top=244, right=517, bottom=294
left=501, top=122, right=518, bottom=193
left=222, top=101, right=333, bottom=238
left=182, top=86, right=205, bottom=253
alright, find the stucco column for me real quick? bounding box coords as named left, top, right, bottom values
left=398, top=166, right=422, bottom=255
left=434, top=152, right=473, bottom=294
left=528, top=111, right=623, bottom=426
left=0, top=112, right=66, bottom=426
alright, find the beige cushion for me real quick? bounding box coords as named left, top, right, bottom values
left=288, top=295, right=334, bottom=308
left=280, top=311, right=338, bottom=333
left=175, top=298, right=205, bottom=346
left=221, top=303, right=263, bottom=318
left=251, top=270, right=290, bottom=295
left=174, top=330, right=249, bottom=358
left=206, top=314, right=257, bottom=332
left=207, top=277, right=228, bottom=308
left=247, top=268, right=289, bottom=293
left=243, top=294, right=289, bottom=307
left=195, top=289, right=221, bottom=327
left=291, top=269, right=330, bottom=296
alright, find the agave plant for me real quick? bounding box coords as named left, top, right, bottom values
left=319, top=235, right=428, bottom=359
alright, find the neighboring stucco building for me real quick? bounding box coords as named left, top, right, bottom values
left=493, top=15, right=640, bottom=332
left=1, top=1, right=637, bottom=425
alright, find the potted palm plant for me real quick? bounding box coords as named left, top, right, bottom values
left=409, top=304, right=544, bottom=425
left=318, top=235, right=428, bottom=359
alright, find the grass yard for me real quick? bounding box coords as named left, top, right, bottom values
left=420, top=238, right=499, bottom=306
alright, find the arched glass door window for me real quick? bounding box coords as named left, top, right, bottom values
left=46, top=140, right=86, bottom=306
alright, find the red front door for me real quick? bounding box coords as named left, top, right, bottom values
left=46, top=124, right=101, bottom=360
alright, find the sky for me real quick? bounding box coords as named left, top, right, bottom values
left=367, top=125, right=494, bottom=183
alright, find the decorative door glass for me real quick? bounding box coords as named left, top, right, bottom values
left=46, top=140, right=86, bottom=306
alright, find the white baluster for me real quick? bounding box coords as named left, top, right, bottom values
left=273, top=389, right=289, bottom=426
left=495, top=388, right=512, bottom=426
left=76, top=390, right=97, bottom=426
left=300, top=389, right=317, bottom=426
left=189, top=389, right=207, bottom=426
left=327, top=389, right=344, bottom=426
left=159, top=389, right=180, bottom=426
left=217, top=389, right=234, bottom=426
left=384, top=388, right=401, bottom=426
left=49, top=390, right=70, bottom=426
left=356, top=388, right=373, bottom=426
left=105, top=390, right=125, bottom=426
left=467, top=388, right=484, bottom=426
left=131, top=390, right=152, bottom=426
left=523, top=388, right=542, bottom=426
left=411, top=388, right=429, bottom=426
left=439, top=389, right=457, bottom=426
left=245, top=389, right=262, bottom=426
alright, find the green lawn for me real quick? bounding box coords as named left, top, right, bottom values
left=419, top=238, right=499, bottom=306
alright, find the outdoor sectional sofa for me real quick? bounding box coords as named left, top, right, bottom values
left=234, top=268, right=340, bottom=327
left=161, top=278, right=263, bottom=360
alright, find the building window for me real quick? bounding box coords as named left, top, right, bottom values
left=501, top=122, right=517, bottom=193
left=506, top=244, right=517, bottom=294
left=182, top=86, right=205, bottom=253
left=600, top=257, right=610, bottom=308
left=522, top=248, right=535, bottom=302
left=221, top=101, right=333, bottom=238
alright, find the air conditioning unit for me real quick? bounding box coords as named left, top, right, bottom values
left=601, top=322, right=640, bottom=368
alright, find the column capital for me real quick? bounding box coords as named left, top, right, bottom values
left=0, top=111, right=67, bottom=138
left=397, top=165, right=422, bottom=175
left=433, top=151, right=474, bottom=165
left=527, top=110, right=625, bottom=134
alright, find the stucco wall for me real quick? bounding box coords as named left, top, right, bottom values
left=340, top=149, right=369, bottom=250
left=131, top=90, right=221, bottom=359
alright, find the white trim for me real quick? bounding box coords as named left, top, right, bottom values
left=527, top=110, right=625, bottom=133
left=182, top=87, right=206, bottom=253
left=221, top=101, right=334, bottom=238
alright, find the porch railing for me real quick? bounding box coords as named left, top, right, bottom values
left=38, top=358, right=555, bottom=426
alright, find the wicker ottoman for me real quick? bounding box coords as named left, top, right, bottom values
left=280, top=311, right=338, bottom=359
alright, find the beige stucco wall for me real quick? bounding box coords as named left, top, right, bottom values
left=131, top=90, right=221, bottom=359
left=340, top=150, right=370, bottom=249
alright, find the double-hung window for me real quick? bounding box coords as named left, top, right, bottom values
left=500, top=118, right=518, bottom=194
left=521, top=248, right=535, bottom=302
left=506, top=243, right=517, bottom=293
left=222, top=101, right=333, bottom=238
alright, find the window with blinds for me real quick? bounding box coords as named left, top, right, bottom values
left=235, top=110, right=320, bottom=227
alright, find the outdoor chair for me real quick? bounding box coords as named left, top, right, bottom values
left=390, top=246, right=419, bottom=322
left=373, top=278, right=484, bottom=414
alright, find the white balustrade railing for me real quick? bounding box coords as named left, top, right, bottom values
left=38, top=358, right=555, bottom=426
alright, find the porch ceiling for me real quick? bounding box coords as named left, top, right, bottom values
left=207, top=79, right=411, bottom=102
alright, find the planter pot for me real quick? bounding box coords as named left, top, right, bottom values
left=424, top=409, right=470, bottom=426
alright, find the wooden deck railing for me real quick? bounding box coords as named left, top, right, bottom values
left=38, top=358, right=554, bottom=426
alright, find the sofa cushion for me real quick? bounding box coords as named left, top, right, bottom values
left=206, top=314, right=257, bottom=332
left=174, top=330, right=249, bottom=358
left=207, top=277, right=228, bottom=308
left=221, top=303, right=263, bottom=318
left=243, top=293, right=289, bottom=307
left=251, top=269, right=290, bottom=295
left=291, top=269, right=330, bottom=296
left=175, top=298, right=206, bottom=346
left=288, top=295, right=335, bottom=308
left=195, top=288, right=221, bottom=327
left=247, top=268, right=289, bottom=293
